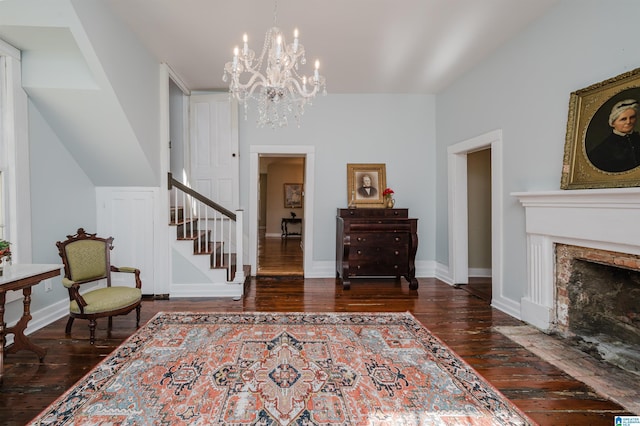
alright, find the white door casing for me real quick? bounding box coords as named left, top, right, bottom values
left=249, top=146, right=315, bottom=276
left=448, top=129, right=506, bottom=311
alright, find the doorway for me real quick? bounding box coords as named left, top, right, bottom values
left=249, top=145, right=316, bottom=278
left=257, top=156, right=304, bottom=276
left=464, top=148, right=492, bottom=301
left=448, top=129, right=504, bottom=307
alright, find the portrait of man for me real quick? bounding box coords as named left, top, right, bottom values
left=356, top=173, right=378, bottom=198
left=586, top=96, right=640, bottom=173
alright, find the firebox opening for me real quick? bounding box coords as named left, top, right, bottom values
left=567, top=259, right=640, bottom=376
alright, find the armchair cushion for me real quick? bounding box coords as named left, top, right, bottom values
left=65, top=240, right=108, bottom=282
left=69, top=287, right=142, bottom=315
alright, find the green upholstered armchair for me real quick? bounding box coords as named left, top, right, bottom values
left=56, top=228, right=142, bottom=344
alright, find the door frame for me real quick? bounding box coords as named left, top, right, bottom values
left=447, top=129, right=503, bottom=304
left=249, top=145, right=315, bottom=276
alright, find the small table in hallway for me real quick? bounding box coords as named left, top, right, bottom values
left=281, top=218, right=302, bottom=239
left=0, top=264, right=61, bottom=384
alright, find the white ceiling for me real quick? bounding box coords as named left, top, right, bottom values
left=105, top=0, right=560, bottom=94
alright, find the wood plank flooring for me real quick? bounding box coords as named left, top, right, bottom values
left=1, top=276, right=633, bottom=425
left=257, top=234, right=303, bottom=276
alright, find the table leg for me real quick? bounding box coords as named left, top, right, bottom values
left=5, top=287, right=47, bottom=361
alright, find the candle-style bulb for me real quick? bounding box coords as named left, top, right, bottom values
left=293, top=29, right=299, bottom=52
left=276, top=34, right=282, bottom=58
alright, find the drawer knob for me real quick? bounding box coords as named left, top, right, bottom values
left=357, top=250, right=362, bottom=255
left=394, top=237, right=400, bottom=242
left=394, top=250, right=399, bottom=255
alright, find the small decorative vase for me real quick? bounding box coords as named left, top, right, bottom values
left=385, top=196, right=395, bottom=208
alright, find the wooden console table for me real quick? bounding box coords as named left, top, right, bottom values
left=281, top=217, right=302, bottom=238
left=0, top=264, right=61, bottom=384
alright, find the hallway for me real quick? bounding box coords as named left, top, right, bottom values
left=257, top=232, right=304, bottom=276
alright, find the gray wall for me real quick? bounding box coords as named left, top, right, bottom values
left=239, top=94, right=437, bottom=263
left=436, top=0, right=640, bottom=301
left=12, top=102, right=96, bottom=320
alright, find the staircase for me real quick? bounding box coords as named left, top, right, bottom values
left=168, top=173, right=247, bottom=298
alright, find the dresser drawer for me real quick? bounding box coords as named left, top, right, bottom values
left=349, top=261, right=408, bottom=276
left=338, top=208, right=408, bottom=218
left=350, top=232, right=409, bottom=246
left=350, top=221, right=413, bottom=232
left=351, top=245, right=408, bottom=260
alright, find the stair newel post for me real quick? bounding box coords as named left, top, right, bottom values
left=196, top=201, right=201, bottom=252
left=204, top=204, right=209, bottom=254
left=219, top=212, right=224, bottom=273
left=173, top=185, right=178, bottom=225
left=213, top=210, right=219, bottom=267
left=188, top=193, right=193, bottom=240
left=182, top=191, right=187, bottom=239
left=227, top=214, right=232, bottom=280
left=234, top=209, right=244, bottom=283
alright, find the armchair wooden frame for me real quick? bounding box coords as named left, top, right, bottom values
left=56, top=228, right=142, bottom=344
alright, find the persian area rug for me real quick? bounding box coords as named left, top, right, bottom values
left=30, top=312, right=534, bottom=425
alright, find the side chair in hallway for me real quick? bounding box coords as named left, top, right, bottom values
left=56, top=228, right=142, bottom=344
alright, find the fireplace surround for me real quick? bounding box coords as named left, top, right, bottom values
left=514, top=188, right=640, bottom=373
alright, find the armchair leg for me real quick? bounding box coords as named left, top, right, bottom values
left=89, top=319, right=97, bottom=345
left=108, top=316, right=113, bottom=331
left=65, top=317, right=74, bottom=335
left=136, top=305, right=141, bottom=327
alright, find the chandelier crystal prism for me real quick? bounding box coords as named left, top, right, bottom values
left=223, top=6, right=326, bottom=128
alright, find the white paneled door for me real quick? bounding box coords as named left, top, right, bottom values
left=96, top=187, right=157, bottom=295
left=190, top=94, right=239, bottom=211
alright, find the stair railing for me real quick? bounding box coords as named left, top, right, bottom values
left=168, top=172, right=244, bottom=283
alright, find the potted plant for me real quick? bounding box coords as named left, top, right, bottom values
left=0, top=239, right=11, bottom=276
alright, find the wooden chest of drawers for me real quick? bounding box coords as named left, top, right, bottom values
left=336, top=208, right=418, bottom=290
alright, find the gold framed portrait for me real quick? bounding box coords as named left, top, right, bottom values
left=346, top=163, right=386, bottom=207
left=561, top=67, right=640, bottom=189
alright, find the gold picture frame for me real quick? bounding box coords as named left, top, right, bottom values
left=561, top=67, right=640, bottom=189
left=346, top=163, right=386, bottom=207
left=284, top=183, right=303, bottom=208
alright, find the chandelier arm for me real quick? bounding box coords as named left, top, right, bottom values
left=288, top=78, right=319, bottom=99
left=223, top=14, right=325, bottom=128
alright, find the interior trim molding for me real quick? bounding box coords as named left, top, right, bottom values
left=249, top=145, right=315, bottom=276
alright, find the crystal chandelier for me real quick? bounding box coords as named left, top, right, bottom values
left=222, top=3, right=326, bottom=128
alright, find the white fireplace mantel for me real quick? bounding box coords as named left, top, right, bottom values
left=512, top=187, right=640, bottom=330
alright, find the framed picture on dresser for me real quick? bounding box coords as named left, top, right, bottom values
left=346, top=163, right=386, bottom=208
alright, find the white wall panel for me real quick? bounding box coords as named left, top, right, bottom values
left=96, top=187, right=157, bottom=295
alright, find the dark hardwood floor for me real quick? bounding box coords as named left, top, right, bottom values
left=257, top=232, right=303, bottom=276
left=1, top=244, right=633, bottom=425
